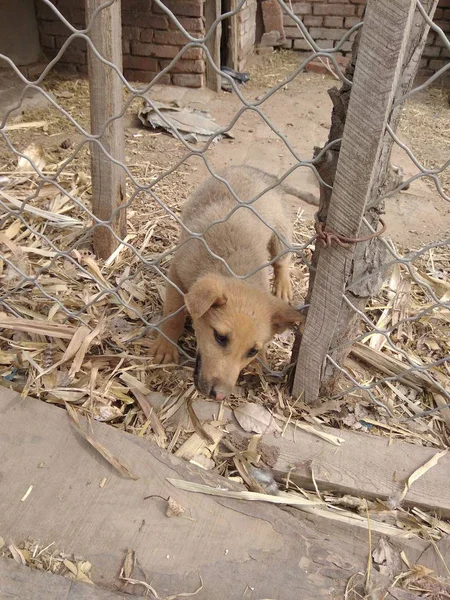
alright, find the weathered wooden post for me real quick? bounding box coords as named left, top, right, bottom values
left=292, top=0, right=439, bottom=403
left=86, top=0, right=127, bottom=259
left=205, top=0, right=221, bottom=92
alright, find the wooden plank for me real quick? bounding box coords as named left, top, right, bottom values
left=86, top=0, right=126, bottom=259
left=192, top=401, right=450, bottom=518
left=0, top=558, right=133, bottom=600
left=292, top=0, right=417, bottom=403
left=291, top=0, right=439, bottom=401
left=0, top=389, right=444, bottom=597
left=205, top=0, right=221, bottom=92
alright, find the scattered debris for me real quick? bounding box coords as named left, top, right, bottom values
left=234, top=403, right=281, bottom=435
left=0, top=538, right=94, bottom=585
left=138, top=100, right=233, bottom=144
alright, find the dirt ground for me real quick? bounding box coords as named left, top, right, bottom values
left=0, top=50, right=449, bottom=448
left=1, top=52, right=449, bottom=248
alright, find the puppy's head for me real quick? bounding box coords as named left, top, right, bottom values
left=184, top=274, right=303, bottom=401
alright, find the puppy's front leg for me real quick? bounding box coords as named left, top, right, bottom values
left=150, top=265, right=186, bottom=364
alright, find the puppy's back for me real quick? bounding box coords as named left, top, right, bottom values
left=174, top=166, right=289, bottom=289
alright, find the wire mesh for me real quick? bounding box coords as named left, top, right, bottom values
left=0, top=0, right=448, bottom=436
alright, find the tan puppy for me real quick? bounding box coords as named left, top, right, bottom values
left=150, top=166, right=304, bottom=400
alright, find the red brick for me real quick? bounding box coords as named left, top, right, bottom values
left=435, top=19, right=450, bottom=32
left=429, top=58, right=449, bottom=70
left=124, top=69, right=171, bottom=84
left=303, top=16, right=323, bottom=27
left=39, top=19, right=71, bottom=36
left=58, top=35, right=86, bottom=51
left=151, top=15, right=170, bottom=29
left=122, top=10, right=157, bottom=27
left=345, top=16, right=360, bottom=27
left=293, top=39, right=313, bottom=50
left=36, top=1, right=59, bottom=20
left=170, top=16, right=204, bottom=32
left=160, top=58, right=205, bottom=73
left=291, top=3, right=312, bottom=15
left=417, top=68, right=434, bottom=78
left=283, top=14, right=295, bottom=26
left=441, top=46, right=450, bottom=57
left=305, top=54, right=349, bottom=75
left=350, top=0, right=366, bottom=4
left=39, top=33, right=55, bottom=50
left=356, top=6, right=364, bottom=16
left=423, top=45, right=442, bottom=57
left=310, top=27, right=347, bottom=40
left=141, top=29, right=154, bottom=43
left=154, top=45, right=203, bottom=59
left=434, top=8, right=444, bottom=19
left=261, top=0, right=285, bottom=36
left=435, top=34, right=449, bottom=46
left=70, top=8, right=86, bottom=26
left=437, top=0, right=450, bottom=7
left=442, top=8, right=450, bottom=19
left=153, top=30, right=193, bottom=45
left=123, top=26, right=142, bottom=41
left=313, top=4, right=355, bottom=16
left=284, top=26, right=307, bottom=39
left=123, top=39, right=130, bottom=54
left=154, top=1, right=203, bottom=18
left=60, top=47, right=86, bottom=65
left=131, top=41, right=153, bottom=56
left=171, top=73, right=203, bottom=87
left=339, top=40, right=353, bottom=52
left=324, top=16, right=344, bottom=27
left=123, top=55, right=159, bottom=71
left=122, top=11, right=143, bottom=27
left=419, top=58, right=429, bottom=69
left=314, top=39, right=332, bottom=49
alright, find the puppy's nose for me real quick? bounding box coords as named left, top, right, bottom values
left=210, top=387, right=226, bottom=401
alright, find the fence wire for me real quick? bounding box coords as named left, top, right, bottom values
left=0, top=0, right=448, bottom=434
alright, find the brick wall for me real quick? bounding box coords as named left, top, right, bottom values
left=36, top=0, right=206, bottom=88
left=237, top=0, right=258, bottom=71
left=283, top=0, right=450, bottom=81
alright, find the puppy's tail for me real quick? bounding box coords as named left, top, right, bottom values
left=277, top=182, right=320, bottom=207
left=245, top=166, right=320, bottom=207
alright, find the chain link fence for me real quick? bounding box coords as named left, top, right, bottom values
left=0, top=0, right=448, bottom=437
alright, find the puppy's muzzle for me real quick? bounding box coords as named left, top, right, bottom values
left=193, top=353, right=227, bottom=401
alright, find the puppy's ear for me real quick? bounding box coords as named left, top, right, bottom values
left=270, top=298, right=305, bottom=335
left=184, top=275, right=227, bottom=321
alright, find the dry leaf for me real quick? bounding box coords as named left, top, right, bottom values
left=121, top=549, right=135, bottom=579
left=234, top=403, right=281, bottom=435
left=166, top=496, right=185, bottom=518
left=390, top=448, right=449, bottom=508
left=190, top=452, right=216, bottom=470
left=93, top=405, right=123, bottom=422
left=17, top=143, right=46, bottom=172
left=65, top=403, right=139, bottom=480
left=68, top=322, right=102, bottom=379
left=400, top=449, right=448, bottom=503
left=9, top=543, right=26, bottom=566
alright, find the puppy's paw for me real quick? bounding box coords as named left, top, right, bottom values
left=150, top=336, right=179, bottom=364
left=274, top=276, right=293, bottom=303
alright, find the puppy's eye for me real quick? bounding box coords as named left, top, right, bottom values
left=247, top=347, right=258, bottom=358
left=214, top=329, right=228, bottom=347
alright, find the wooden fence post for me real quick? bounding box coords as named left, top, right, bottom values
left=292, top=0, right=438, bottom=403
left=205, top=0, right=221, bottom=92
left=86, top=0, right=126, bottom=260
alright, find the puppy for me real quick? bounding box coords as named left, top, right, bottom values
left=150, top=166, right=304, bottom=400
